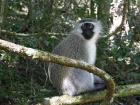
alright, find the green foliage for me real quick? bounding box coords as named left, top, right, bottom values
left=0, top=0, right=140, bottom=104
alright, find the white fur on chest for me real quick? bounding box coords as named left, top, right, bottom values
left=86, top=41, right=96, bottom=64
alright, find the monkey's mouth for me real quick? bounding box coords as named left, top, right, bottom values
left=82, top=31, right=94, bottom=40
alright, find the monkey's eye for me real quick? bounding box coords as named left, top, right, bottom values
left=81, top=23, right=94, bottom=30
left=81, top=24, right=86, bottom=30
left=89, top=24, right=94, bottom=30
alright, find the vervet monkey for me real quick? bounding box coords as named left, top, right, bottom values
left=48, top=19, right=105, bottom=96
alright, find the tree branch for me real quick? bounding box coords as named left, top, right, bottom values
left=0, top=38, right=115, bottom=105
left=44, top=84, right=140, bottom=105
left=0, top=29, right=68, bottom=37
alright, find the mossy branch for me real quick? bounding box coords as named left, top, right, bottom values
left=44, top=84, right=140, bottom=105
left=0, top=38, right=115, bottom=105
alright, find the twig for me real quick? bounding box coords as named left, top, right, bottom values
left=0, top=29, right=68, bottom=37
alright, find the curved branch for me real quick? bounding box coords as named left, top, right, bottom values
left=108, top=0, right=128, bottom=37
left=44, top=84, right=140, bottom=105
left=0, top=39, right=115, bottom=105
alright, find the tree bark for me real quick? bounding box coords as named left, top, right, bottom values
left=109, top=0, right=128, bottom=37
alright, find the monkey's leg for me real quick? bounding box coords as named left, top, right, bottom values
left=94, top=75, right=105, bottom=90
left=94, top=75, right=104, bottom=83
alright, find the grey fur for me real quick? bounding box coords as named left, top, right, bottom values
left=48, top=19, right=105, bottom=96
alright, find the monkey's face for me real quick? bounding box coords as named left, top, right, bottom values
left=72, top=19, right=102, bottom=41
left=81, top=23, right=95, bottom=40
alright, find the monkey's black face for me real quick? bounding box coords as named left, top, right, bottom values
left=81, top=23, right=94, bottom=40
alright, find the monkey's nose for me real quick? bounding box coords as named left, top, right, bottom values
left=82, top=30, right=94, bottom=40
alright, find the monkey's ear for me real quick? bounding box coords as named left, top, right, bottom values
left=99, top=21, right=103, bottom=35
left=97, top=20, right=102, bottom=29
left=93, top=20, right=103, bottom=35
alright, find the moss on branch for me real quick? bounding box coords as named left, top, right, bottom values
left=44, top=84, right=140, bottom=105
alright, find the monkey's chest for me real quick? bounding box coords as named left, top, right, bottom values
left=85, top=43, right=96, bottom=64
